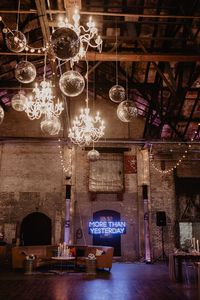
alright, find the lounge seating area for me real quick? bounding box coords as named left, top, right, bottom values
left=11, top=245, right=114, bottom=272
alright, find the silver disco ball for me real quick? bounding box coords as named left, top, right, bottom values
left=15, top=60, right=36, bottom=83
left=0, top=106, right=4, bottom=124
left=109, top=85, right=125, bottom=103
left=117, top=100, right=138, bottom=122
left=5, top=30, right=26, bottom=53
left=51, top=27, right=80, bottom=60
left=59, top=70, right=85, bottom=97
left=40, top=115, right=61, bottom=135
left=11, top=92, right=27, bottom=111
left=87, top=149, right=100, bottom=161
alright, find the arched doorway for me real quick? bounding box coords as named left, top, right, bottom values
left=93, top=210, right=121, bottom=256
left=20, top=212, right=52, bottom=246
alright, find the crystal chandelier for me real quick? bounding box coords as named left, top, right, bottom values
left=51, top=8, right=102, bottom=65
left=68, top=67, right=105, bottom=146
left=24, top=54, right=64, bottom=120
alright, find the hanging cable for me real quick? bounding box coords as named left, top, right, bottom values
left=125, top=64, right=129, bottom=100
left=16, top=0, right=21, bottom=32
left=115, top=18, right=119, bottom=86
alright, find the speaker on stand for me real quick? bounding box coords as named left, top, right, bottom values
left=156, top=211, right=167, bottom=261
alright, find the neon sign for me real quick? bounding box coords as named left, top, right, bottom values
left=88, top=221, right=126, bottom=235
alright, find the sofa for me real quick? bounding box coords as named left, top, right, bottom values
left=11, top=244, right=114, bottom=271
left=11, top=245, right=57, bottom=270
left=76, top=245, right=114, bottom=271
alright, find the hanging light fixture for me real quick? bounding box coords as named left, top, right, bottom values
left=117, top=65, right=138, bottom=122
left=68, top=64, right=105, bottom=146
left=11, top=91, right=27, bottom=112
left=87, top=146, right=100, bottom=161
left=4, top=0, right=27, bottom=53
left=24, top=52, right=64, bottom=121
left=59, top=70, right=85, bottom=97
left=15, top=60, right=36, bottom=84
left=109, top=21, right=125, bottom=103
left=40, top=114, right=61, bottom=136
left=51, top=8, right=102, bottom=65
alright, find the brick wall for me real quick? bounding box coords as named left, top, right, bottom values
left=0, top=141, right=199, bottom=261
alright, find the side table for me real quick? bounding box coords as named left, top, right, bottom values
left=85, top=258, right=96, bottom=275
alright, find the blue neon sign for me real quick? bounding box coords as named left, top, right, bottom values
left=88, top=221, right=126, bottom=235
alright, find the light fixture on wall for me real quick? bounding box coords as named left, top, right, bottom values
left=51, top=8, right=102, bottom=65
left=68, top=63, right=105, bottom=146
left=24, top=52, right=64, bottom=122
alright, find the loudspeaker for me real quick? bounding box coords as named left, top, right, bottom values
left=142, top=185, right=148, bottom=199
left=66, top=185, right=71, bottom=199
left=156, top=211, right=166, bottom=227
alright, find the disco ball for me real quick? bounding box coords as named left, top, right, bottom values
left=15, top=61, right=36, bottom=84
left=5, top=30, right=26, bottom=53
left=87, top=149, right=100, bottom=161
left=11, top=92, right=27, bottom=111
left=109, top=85, right=125, bottom=103
left=40, top=115, right=61, bottom=135
left=0, top=106, right=4, bottom=124
left=117, top=100, right=138, bottom=122
left=59, top=70, right=85, bottom=97
left=51, top=27, right=80, bottom=60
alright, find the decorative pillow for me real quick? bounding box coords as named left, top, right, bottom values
left=88, top=253, right=96, bottom=260
left=70, top=247, right=76, bottom=257
left=95, top=249, right=104, bottom=256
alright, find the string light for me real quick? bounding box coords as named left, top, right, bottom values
left=57, top=139, right=72, bottom=176
left=0, top=16, right=49, bottom=54
left=150, top=144, right=191, bottom=174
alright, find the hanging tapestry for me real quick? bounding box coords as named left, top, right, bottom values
left=89, top=153, right=124, bottom=192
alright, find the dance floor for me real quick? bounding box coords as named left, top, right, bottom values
left=0, top=262, right=198, bottom=300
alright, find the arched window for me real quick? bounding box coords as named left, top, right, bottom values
left=20, top=212, right=52, bottom=246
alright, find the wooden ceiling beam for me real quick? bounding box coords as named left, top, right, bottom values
left=0, top=10, right=200, bottom=19
left=1, top=52, right=198, bottom=62
left=85, top=52, right=200, bottom=62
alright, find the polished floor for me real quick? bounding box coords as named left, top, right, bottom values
left=0, top=262, right=198, bottom=300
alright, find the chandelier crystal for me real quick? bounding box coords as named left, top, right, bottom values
left=24, top=80, right=64, bottom=120
left=25, top=80, right=64, bottom=120
left=24, top=52, right=64, bottom=121
left=69, top=107, right=105, bottom=146
left=52, top=8, right=103, bottom=65
left=68, top=65, right=105, bottom=146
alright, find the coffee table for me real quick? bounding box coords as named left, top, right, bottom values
left=51, top=256, right=76, bottom=274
